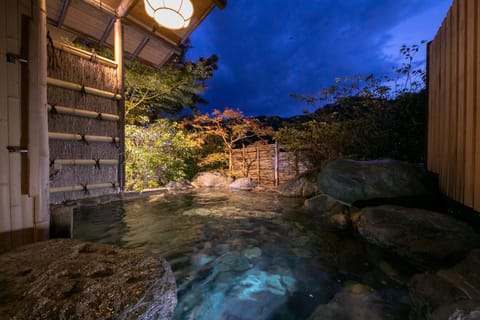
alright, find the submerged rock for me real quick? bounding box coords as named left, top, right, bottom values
left=317, top=159, right=433, bottom=205
left=304, top=194, right=354, bottom=229
left=409, top=249, right=480, bottom=319
left=357, top=206, right=480, bottom=269
left=230, top=177, right=258, bottom=190
left=308, top=283, right=394, bottom=320
left=243, top=247, right=262, bottom=259
left=278, top=169, right=320, bottom=197
left=0, top=239, right=176, bottom=320
left=191, top=171, right=232, bottom=188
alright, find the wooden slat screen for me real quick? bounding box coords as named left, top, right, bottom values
left=427, top=0, right=480, bottom=211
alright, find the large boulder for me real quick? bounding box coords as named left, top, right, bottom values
left=357, top=206, right=480, bottom=269
left=0, top=239, right=177, bottom=320
left=278, top=169, right=320, bottom=197
left=230, top=177, right=257, bottom=191
left=317, top=159, right=433, bottom=205
left=191, top=171, right=233, bottom=188
left=409, top=249, right=480, bottom=319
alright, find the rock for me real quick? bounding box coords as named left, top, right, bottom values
left=165, top=180, right=192, bottom=190
left=430, top=301, right=480, bottom=320
left=242, top=247, right=262, bottom=259
left=317, top=159, right=433, bottom=205
left=358, top=206, right=480, bottom=269
left=278, top=169, right=320, bottom=197
left=230, top=177, right=257, bottom=190
left=304, top=194, right=355, bottom=229
left=308, top=283, right=392, bottom=320
left=409, top=249, right=480, bottom=319
left=304, top=194, right=343, bottom=213
left=0, top=239, right=177, bottom=320
left=191, top=171, right=233, bottom=188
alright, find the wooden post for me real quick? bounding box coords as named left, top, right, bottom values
left=274, top=142, right=279, bottom=187
left=114, top=17, right=126, bottom=190
left=256, top=147, right=260, bottom=184
left=29, top=0, right=50, bottom=240
left=242, top=144, right=246, bottom=176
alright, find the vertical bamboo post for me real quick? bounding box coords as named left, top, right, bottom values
left=242, top=144, right=245, bottom=176
left=6, top=0, right=22, bottom=242
left=256, top=147, right=260, bottom=184
left=29, top=0, right=50, bottom=241
left=114, top=17, right=125, bottom=190
left=274, top=142, right=279, bottom=187
left=0, top=0, right=12, bottom=244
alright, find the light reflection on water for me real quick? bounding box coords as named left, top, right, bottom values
left=73, top=189, right=412, bottom=319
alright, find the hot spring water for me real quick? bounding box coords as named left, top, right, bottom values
left=73, top=189, right=413, bottom=319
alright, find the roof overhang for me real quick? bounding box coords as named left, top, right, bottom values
left=46, top=0, right=226, bottom=67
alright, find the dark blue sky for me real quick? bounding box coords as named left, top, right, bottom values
left=187, top=0, right=452, bottom=117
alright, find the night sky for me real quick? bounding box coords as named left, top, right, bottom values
left=187, top=0, right=452, bottom=117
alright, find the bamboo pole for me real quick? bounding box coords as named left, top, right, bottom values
left=50, top=182, right=118, bottom=193
left=115, top=17, right=126, bottom=190
left=47, top=104, right=119, bottom=121
left=0, top=0, right=12, bottom=235
left=47, top=77, right=122, bottom=100
left=274, top=142, right=279, bottom=187
left=30, top=0, right=50, bottom=241
left=52, top=39, right=117, bottom=68
left=52, top=159, right=118, bottom=166
left=48, top=132, right=120, bottom=143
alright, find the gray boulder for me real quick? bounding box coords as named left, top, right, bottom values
left=230, top=177, right=257, bottom=190
left=0, top=239, right=177, bottom=320
left=318, top=159, right=432, bottom=205
left=191, top=171, right=232, bottom=188
left=409, top=249, right=480, bottom=319
left=278, top=169, right=320, bottom=197
left=357, top=206, right=479, bottom=269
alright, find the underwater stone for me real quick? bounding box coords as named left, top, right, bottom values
left=243, top=247, right=262, bottom=259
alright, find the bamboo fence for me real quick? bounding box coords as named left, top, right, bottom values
left=231, top=143, right=310, bottom=186
left=427, top=0, right=480, bottom=212
left=47, top=42, right=121, bottom=203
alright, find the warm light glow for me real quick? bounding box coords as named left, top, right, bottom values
left=144, top=0, right=194, bottom=30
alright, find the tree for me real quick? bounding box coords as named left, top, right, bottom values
left=182, top=108, right=273, bottom=174
left=278, top=43, right=427, bottom=166
left=125, top=54, right=218, bottom=125
left=125, top=119, right=201, bottom=190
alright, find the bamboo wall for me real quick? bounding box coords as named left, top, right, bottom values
left=47, top=43, right=122, bottom=204
left=231, top=143, right=309, bottom=186
left=427, top=0, right=480, bottom=212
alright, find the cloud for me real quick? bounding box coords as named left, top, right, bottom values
left=188, top=0, right=450, bottom=117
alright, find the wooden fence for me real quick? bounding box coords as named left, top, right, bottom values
left=427, top=0, right=480, bottom=212
left=231, top=143, right=309, bottom=186
left=47, top=42, right=124, bottom=204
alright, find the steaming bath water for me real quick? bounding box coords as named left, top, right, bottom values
left=73, top=189, right=413, bottom=319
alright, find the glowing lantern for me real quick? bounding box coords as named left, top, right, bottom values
left=144, top=0, right=194, bottom=30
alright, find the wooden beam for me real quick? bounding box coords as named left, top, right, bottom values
left=116, top=0, right=139, bottom=18
left=211, top=0, right=226, bottom=10
left=57, top=0, right=71, bottom=27
left=99, top=17, right=115, bottom=46
left=80, top=0, right=181, bottom=51
left=132, top=36, right=149, bottom=58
